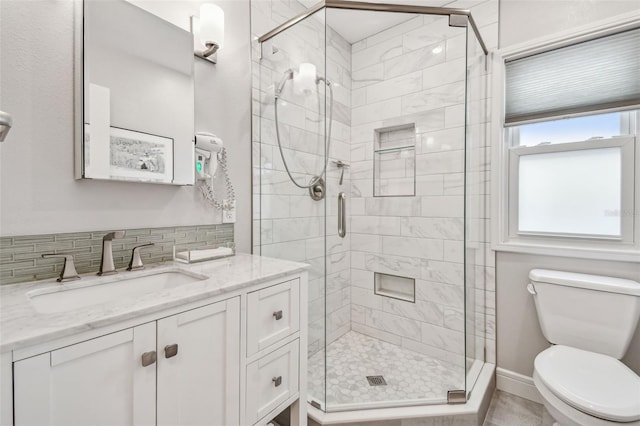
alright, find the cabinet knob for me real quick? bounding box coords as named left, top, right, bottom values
left=141, top=351, right=157, bottom=367
left=273, top=310, right=283, bottom=320
left=164, top=344, right=179, bottom=359
left=272, top=376, right=282, bottom=387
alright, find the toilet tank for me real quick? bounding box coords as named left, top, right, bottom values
left=529, top=269, right=640, bottom=359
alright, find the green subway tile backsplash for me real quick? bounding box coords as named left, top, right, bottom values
left=0, top=224, right=234, bottom=285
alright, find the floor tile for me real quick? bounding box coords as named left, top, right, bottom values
left=308, top=331, right=464, bottom=409
left=483, top=390, right=545, bottom=426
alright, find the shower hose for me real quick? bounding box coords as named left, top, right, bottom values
left=273, top=69, right=334, bottom=189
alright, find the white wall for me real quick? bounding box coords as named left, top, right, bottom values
left=499, top=0, right=640, bottom=47
left=497, top=252, right=640, bottom=376
left=0, top=0, right=252, bottom=253
left=496, top=0, right=640, bottom=378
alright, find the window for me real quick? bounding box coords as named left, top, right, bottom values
left=503, top=110, right=638, bottom=255
left=515, top=112, right=626, bottom=147
left=497, top=27, right=640, bottom=259
left=508, top=114, right=635, bottom=240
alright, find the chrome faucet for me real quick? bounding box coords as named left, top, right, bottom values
left=98, top=231, right=125, bottom=275
left=127, top=243, right=154, bottom=271
left=41, top=254, right=81, bottom=282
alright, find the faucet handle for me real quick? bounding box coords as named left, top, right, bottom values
left=127, top=243, right=154, bottom=271
left=103, top=230, right=125, bottom=241
left=41, top=254, right=81, bottom=283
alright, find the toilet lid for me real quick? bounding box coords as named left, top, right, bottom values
left=535, top=345, right=640, bottom=422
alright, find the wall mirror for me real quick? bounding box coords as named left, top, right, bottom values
left=74, top=0, right=195, bottom=185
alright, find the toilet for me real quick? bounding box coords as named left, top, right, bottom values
left=528, top=269, right=640, bottom=426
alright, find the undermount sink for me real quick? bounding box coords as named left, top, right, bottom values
left=28, top=270, right=207, bottom=314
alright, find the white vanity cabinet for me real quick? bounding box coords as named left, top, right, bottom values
left=14, top=322, right=158, bottom=426
left=157, top=298, right=240, bottom=426
left=245, top=279, right=302, bottom=425
left=13, top=297, right=240, bottom=426
left=2, top=261, right=308, bottom=426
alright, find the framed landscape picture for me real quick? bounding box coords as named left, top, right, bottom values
left=108, top=127, right=174, bottom=183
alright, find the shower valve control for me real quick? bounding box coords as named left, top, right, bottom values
left=309, top=177, right=325, bottom=201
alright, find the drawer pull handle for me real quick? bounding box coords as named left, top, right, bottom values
left=272, top=376, right=282, bottom=387
left=273, top=310, right=283, bottom=320
left=164, top=344, right=179, bottom=359
left=141, top=351, right=157, bottom=367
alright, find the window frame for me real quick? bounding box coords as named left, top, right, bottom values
left=507, top=135, right=635, bottom=244
left=490, top=13, right=640, bottom=262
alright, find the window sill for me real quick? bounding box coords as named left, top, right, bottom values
left=492, top=241, right=640, bottom=263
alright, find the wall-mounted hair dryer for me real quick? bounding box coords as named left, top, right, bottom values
left=195, top=132, right=224, bottom=179
left=0, top=111, right=13, bottom=142
left=194, top=132, right=235, bottom=220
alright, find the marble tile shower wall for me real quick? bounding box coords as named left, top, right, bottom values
left=347, top=3, right=498, bottom=367
left=251, top=0, right=353, bottom=358
left=0, top=224, right=234, bottom=285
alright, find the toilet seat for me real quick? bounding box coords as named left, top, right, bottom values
left=535, top=345, right=640, bottom=422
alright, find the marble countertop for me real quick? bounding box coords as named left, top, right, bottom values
left=0, top=254, right=308, bottom=353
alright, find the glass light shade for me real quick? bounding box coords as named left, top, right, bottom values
left=200, top=3, right=224, bottom=49
left=293, top=63, right=317, bottom=95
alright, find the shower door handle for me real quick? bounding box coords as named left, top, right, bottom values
left=338, top=192, right=346, bottom=238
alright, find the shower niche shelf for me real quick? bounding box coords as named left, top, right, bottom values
left=373, top=124, right=416, bottom=197
left=374, top=272, right=415, bottom=303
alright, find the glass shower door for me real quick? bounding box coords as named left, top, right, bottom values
left=255, top=6, right=330, bottom=410
left=322, top=8, right=469, bottom=412
left=464, top=21, right=489, bottom=395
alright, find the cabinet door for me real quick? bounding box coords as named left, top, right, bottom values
left=14, top=322, right=156, bottom=426
left=157, top=297, right=240, bottom=426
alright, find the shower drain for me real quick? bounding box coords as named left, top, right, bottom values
left=366, top=375, right=387, bottom=386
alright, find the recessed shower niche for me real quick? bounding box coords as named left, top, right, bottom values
left=374, top=124, right=416, bottom=197
left=374, top=272, right=416, bottom=303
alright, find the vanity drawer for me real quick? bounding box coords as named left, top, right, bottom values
left=245, top=340, right=299, bottom=425
left=247, top=279, right=300, bottom=356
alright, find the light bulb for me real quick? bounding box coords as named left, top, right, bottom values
left=200, top=4, right=224, bottom=50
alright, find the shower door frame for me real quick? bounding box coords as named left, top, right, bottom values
left=257, top=0, right=488, bottom=56
left=255, top=0, right=490, bottom=413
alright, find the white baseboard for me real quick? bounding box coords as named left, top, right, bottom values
left=496, top=367, right=543, bottom=404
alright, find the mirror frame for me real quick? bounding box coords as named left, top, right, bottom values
left=73, top=0, right=195, bottom=186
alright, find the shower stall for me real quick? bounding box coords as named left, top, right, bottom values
left=252, top=0, right=490, bottom=416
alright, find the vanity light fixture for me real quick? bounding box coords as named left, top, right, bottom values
left=191, top=3, right=224, bottom=64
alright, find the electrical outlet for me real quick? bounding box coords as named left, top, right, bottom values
left=223, top=200, right=236, bottom=223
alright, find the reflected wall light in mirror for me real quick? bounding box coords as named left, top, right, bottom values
left=191, top=4, right=224, bottom=64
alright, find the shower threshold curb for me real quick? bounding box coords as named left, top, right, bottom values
left=308, top=363, right=496, bottom=425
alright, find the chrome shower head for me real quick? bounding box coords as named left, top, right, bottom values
left=275, top=69, right=294, bottom=98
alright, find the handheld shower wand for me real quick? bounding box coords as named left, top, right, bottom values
left=273, top=64, right=334, bottom=198
left=0, top=111, right=12, bottom=142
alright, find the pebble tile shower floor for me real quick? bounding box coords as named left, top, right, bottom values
left=308, top=331, right=464, bottom=408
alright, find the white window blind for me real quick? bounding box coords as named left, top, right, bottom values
left=505, top=28, right=640, bottom=125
